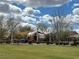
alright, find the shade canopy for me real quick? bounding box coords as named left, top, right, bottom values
left=25, top=0, right=71, bottom=7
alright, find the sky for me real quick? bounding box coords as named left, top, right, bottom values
left=15, top=0, right=76, bottom=16
left=0, top=0, right=79, bottom=32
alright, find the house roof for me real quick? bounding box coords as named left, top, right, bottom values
left=68, top=31, right=78, bottom=35
left=69, top=34, right=79, bottom=38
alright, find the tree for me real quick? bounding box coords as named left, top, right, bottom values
left=52, top=16, right=72, bottom=43
left=15, top=25, right=33, bottom=39
left=6, top=15, right=21, bottom=43
left=36, top=21, right=48, bottom=44
left=37, top=21, right=48, bottom=32
left=44, top=15, right=53, bottom=44
left=19, top=26, right=33, bottom=32
left=46, top=15, right=72, bottom=44
left=0, top=15, right=9, bottom=39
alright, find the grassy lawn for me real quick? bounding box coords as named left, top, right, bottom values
left=0, top=44, right=79, bottom=59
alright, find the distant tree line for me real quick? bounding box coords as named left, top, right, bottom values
left=0, top=15, right=79, bottom=46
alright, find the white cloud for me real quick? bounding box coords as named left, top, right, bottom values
left=64, top=13, right=79, bottom=32
left=22, top=7, right=40, bottom=16
left=65, top=14, right=72, bottom=23
left=73, top=3, right=79, bottom=7
left=66, top=7, right=79, bottom=24
left=22, top=16, right=36, bottom=24
left=66, top=14, right=79, bottom=23
left=42, top=14, right=53, bottom=24
left=0, top=0, right=73, bottom=29
left=0, top=13, right=8, bottom=20
left=43, top=14, right=52, bottom=21
left=0, top=2, right=9, bottom=13
left=0, top=1, right=23, bottom=19
left=21, top=7, right=41, bottom=26
left=72, top=15, right=79, bottom=23
left=22, top=0, right=72, bottom=8
left=0, top=0, right=23, bottom=3
left=21, top=23, right=36, bottom=30
left=0, top=1, right=22, bottom=14
left=22, top=7, right=34, bottom=16
left=22, top=14, right=52, bottom=29
left=9, top=4, right=22, bottom=14
left=35, top=14, right=53, bottom=27
left=67, top=8, right=79, bottom=23
left=73, top=8, right=79, bottom=15
left=43, top=14, right=52, bottom=20
left=1, top=0, right=72, bottom=8
left=0, top=1, right=23, bottom=28
left=73, top=29, right=79, bottom=34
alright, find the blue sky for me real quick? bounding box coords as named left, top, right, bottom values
left=14, top=0, right=78, bottom=16
left=0, top=0, right=79, bottom=32
left=8, top=0, right=79, bottom=31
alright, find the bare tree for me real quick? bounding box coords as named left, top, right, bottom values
left=46, top=15, right=72, bottom=45
left=6, top=15, right=21, bottom=43
left=0, top=15, right=9, bottom=40
left=52, top=16, right=72, bottom=42
left=37, top=21, right=48, bottom=32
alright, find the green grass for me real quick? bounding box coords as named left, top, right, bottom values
left=0, top=44, right=79, bottom=59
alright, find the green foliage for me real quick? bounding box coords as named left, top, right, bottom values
left=55, top=31, right=69, bottom=40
